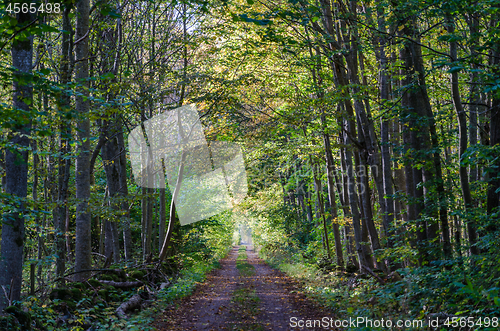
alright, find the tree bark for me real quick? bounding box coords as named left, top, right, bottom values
left=376, top=7, right=398, bottom=260
left=55, top=3, right=73, bottom=279
left=395, top=2, right=445, bottom=263
left=487, top=16, right=500, bottom=227
left=102, top=126, right=122, bottom=263
left=74, top=0, right=92, bottom=281
left=0, top=8, right=33, bottom=310
left=116, top=123, right=132, bottom=260
left=447, top=16, right=478, bottom=256
left=159, top=150, right=187, bottom=261
left=323, top=128, right=344, bottom=268
left=342, top=118, right=369, bottom=270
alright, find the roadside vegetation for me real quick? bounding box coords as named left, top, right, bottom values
left=0, top=214, right=234, bottom=330
left=249, top=186, right=500, bottom=330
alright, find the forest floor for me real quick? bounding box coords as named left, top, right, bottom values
left=154, top=244, right=337, bottom=330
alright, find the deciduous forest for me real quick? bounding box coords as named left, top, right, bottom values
left=1, top=0, right=500, bottom=329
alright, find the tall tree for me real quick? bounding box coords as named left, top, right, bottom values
left=55, top=1, right=74, bottom=279
left=446, top=13, right=478, bottom=256
left=74, top=0, right=92, bottom=281
left=0, top=7, right=33, bottom=311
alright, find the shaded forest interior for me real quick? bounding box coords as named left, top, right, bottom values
left=1, top=0, right=500, bottom=329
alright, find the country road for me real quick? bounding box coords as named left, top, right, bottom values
left=156, top=245, right=337, bottom=331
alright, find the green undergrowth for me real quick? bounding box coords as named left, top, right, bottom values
left=115, top=256, right=223, bottom=331
left=1, top=253, right=225, bottom=331
left=2, top=211, right=237, bottom=330
left=258, top=245, right=500, bottom=331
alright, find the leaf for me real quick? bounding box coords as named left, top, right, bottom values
left=448, top=66, right=463, bottom=74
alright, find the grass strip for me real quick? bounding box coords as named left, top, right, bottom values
left=236, top=246, right=255, bottom=276
left=229, top=246, right=263, bottom=330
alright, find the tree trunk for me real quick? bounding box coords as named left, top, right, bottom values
left=159, top=150, right=187, bottom=261
left=467, top=11, right=480, bottom=186
left=338, top=135, right=358, bottom=268
left=487, top=17, right=500, bottom=227
left=357, top=138, right=385, bottom=271
left=447, top=16, right=478, bottom=256
left=159, top=187, right=167, bottom=252
left=74, top=0, right=92, bottom=281
left=55, top=3, right=73, bottom=279
left=116, top=124, right=132, bottom=260
left=395, top=4, right=443, bottom=263
left=376, top=7, right=398, bottom=263
left=102, top=126, right=122, bottom=263
left=399, top=57, right=426, bottom=264
left=323, top=128, right=344, bottom=268
left=310, top=158, right=332, bottom=260
left=0, top=9, right=33, bottom=311
left=342, top=118, right=369, bottom=271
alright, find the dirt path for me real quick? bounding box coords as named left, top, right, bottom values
left=155, top=245, right=337, bottom=331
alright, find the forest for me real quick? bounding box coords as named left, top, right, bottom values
left=0, top=0, right=500, bottom=329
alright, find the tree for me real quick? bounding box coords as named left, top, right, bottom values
left=0, top=8, right=33, bottom=310
left=74, top=0, right=92, bottom=281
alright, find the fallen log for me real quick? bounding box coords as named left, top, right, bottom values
left=361, top=265, right=385, bottom=284
left=116, top=293, right=149, bottom=318
left=98, top=280, right=143, bottom=288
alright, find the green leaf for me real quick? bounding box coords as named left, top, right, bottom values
left=448, top=66, right=463, bottom=74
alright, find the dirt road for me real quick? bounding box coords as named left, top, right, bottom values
left=156, top=245, right=337, bottom=331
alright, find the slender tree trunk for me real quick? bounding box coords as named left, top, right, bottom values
left=376, top=7, right=398, bottom=265
left=343, top=4, right=388, bottom=269
left=159, top=150, right=187, bottom=261
left=487, top=16, right=500, bottom=227
left=55, top=3, right=73, bottom=279
left=342, top=118, right=369, bottom=270
left=74, top=0, right=92, bottom=281
left=116, top=123, right=131, bottom=260
left=159, top=3, right=189, bottom=261
left=323, top=128, right=344, bottom=268
left=338, top=135, right=358, bottom=268
left=310, top=158, right=332, bottom=260
left=447, top=16, right=478, bottom=256
left=358, top=145, right=385, bottom=271
left=159, top=187, right=166, bottom=252
left=0, top=8, right=33, bottom=310
left=102, top=124, right=123, bottom=263
left=141, top=186, right=148, bottom=260
left=468, top=11, right=480, bottom=186
left=395, top=3, right=443, bottom=263
left=399, top=57, right=426, bottom=264
left=305, top=185, right=314, bottom=224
